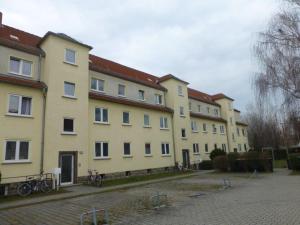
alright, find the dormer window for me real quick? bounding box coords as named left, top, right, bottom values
left=155, top=94, right=162, bottom=105
left=65, top=49, right=76, bottom=64
left=9, top=57, right=32, bottom=77
left=118, top=84, right=126, bottom=97
left=138, top=90, right=145, bottom=101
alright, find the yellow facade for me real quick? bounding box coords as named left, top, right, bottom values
left=0, top=24, right=249, bottom=186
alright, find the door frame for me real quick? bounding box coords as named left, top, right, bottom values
left=182, top=149, right=190, bottom=169
left=58, top=151, right=78, bottom=185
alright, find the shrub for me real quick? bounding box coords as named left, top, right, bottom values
left=213, top=155, right=228, bottom=172
left=238, top=151, right=272, bottom=172
left=289, top=154, right=300, bottom=171
left=199, top=160, right=213, bottom=170
left=209, top=149, right=226, bottom=160
left=227, top=152, right=240, bottom=172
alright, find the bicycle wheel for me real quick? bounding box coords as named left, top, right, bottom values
left=95, top=176, right=102, bottom=187
left=41, top=180, right=51, bottom=193
left=17, top=183, right=32, bottom=196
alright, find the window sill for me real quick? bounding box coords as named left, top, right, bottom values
left=63, top=61, right=78, bottom=67
left=193, top=153, right=200, bottom=155
left=144, top=154, right=153, bottom=157
left=143, top=126, right=152, bottom=128
left=61, top=132, right=77, bottom=136
left=91, top=89, right=105, bottom=94
left=118, top=95, right=126, bottom=98
left=94, top=157, right=111, bottom=160
left=181, top=137, right=188, bottom=140
left=205, top=152, right=210, bottom=154
left=62, top=95, right=77, bottom=100
left=138, top=99, right=146, bottom=102
left=160, top=128, right=169, bottom=131
left=212, top=132, right=217, bottom=134
left=123, top=155, right=133, bottom=158
left=2, top=161, right=32, bottom=165
left=8, top=72, right=32, bottom=78
left=94, top=121, right=110, bottom=125
left=192, top=130, right=199, bottom=133
left=6, top=113, right=33, bottom=118
left=180, top=115, right=186, bottom=118
left=122, top=123, right=132, bottom=126
left=161, top=154, right=171, bottom=157
left=155, top=103, right=163, bottom=105
left=202, top=131, right=208, bottom=134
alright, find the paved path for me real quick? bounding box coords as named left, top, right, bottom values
left=0, top=169, right=299, bottom=225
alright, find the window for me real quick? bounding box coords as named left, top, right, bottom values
left=237, top=128, right=240, bottom=136
left=160, top=117, right=168, bottom=129
left=220, top=125, right=225, bottom=134
left=118, top=84, right=126, bottom=96
left=8, top=95, right=32, bottom=116
left=181, top=128, right=186, bottom=138
left=191, top=121, right=197, bottom=132
left=203, top=123, right=207, bottom=132
left=178, top=85, right=183, bottom=96
left=222, top=144, right=227, bottom=152
left=189, top=102, right=192, bottom=111
left=198, top=105, right=201, bottom=112
left=95, top=142, right=109, bottom=158
left=232, top=133, right=235, bottom=141
left=91, top=78, right=104, bottom=92
left=179, top=106, right=184, bottom=116
left=9, top=57, right=32, bottom=76
left=124, top=142, right=131, bottom=155
left=145, top=143, right=151, bottom=155
left=144, top=114, right=150, bottom=127
left=228, top=102, right=232, bottom=110
left=64, top=82, right=75, bottom=97
left=138, top=90, right=145, bottom=100
left=214, top=144, right=217, bottom=149
left=242, top=129, right=245, bottom=136
left=123, top=112, right=130, bottom=124
left=207, top=107, right=210, bottom=113
left=95, top=108, right=108, bottom=123
left=244, top=144, right=247, bottom=151
left=238, top=144, right=242, bottom=152
left=212, top=124, right=217, bottom=133
left=5, top=140, right=29, bottom=162
left=65, top=49, right=76, bottom=64
left=155, top=94, right=162, bottom=104
left=193, top=143, right=199, bottom=154
left=205, top=144, right=208, bottom=153
left=214, top=109, right=219, bottom=116
left=230, top=117, right=233, bottom=125
left=63, top=118, right=74, bottom=132
left=161, top=143, right=170, bottom=155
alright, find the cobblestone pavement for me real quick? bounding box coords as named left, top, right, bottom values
left=0, top=169, right=299, bottom=225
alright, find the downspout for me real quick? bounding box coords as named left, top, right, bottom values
left=38, top=54, right=46, bottom=174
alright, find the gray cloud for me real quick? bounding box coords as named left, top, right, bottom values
left=1, top=0, right=279, bottom=112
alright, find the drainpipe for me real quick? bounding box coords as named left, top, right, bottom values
left=171, top=112, right=177, bottom=166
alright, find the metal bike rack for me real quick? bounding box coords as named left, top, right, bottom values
left=222, top=178, right=232, bottom=189
left=151, top=191, right=168, bottom=209
left=80, top=208, right=109, bottom=225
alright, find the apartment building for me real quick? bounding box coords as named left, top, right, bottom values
left=0, top=12, right=248, bottom=188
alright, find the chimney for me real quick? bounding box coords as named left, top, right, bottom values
left=0, top=12, right=2, bottom=27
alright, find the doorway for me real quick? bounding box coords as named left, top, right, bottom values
left=59, top=152, right=77, bottom=185
left=182, top=149, right=190, bottom=168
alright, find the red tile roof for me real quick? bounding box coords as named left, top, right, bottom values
left=158, top=74, right=189, bottom=84
left=188, top=88, right=220, bottom=106
left=0, top=73, right=47, bottom=89
left=211, top=93, right=234, bottom=101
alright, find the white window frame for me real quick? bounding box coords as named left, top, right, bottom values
left=64, top=81, right=76, bottom=98
left=95, top=107, right=109, bottom=123
left=178, top=85, right=184, bottom=96
left=9, top=56, right=32, bottom=77
left=161, top=143, right=170, bottom=155
left=160, top=117, right=168, bottom=129
left=220, top=125, right=225, bottom=134
left=63, top=117, right=75, bottom=134
left=118, top=84, right=126, bottom=97
left=238, top=144, right=242, bottom=152
left=191, top=121, right=198, bottom=132
left=65, top=49, right=76, bottom=64
left=94, top=141, right=109, bottom=159
left=122, top=111, right=130, bottom=124
left=123, top=142, right=131, bottom=156
left=205, top=143, right=209, bottom=153
left=212, top=124, right=217, bottom=134
left=198, top=105, right=201, bottom=112
left=179, top=106, right=185, bottom=117
left=144, top=114, right=150, bottom=127
left=4, top=140, right=30, bottom=163
left=138, top=90, right=145, bottom=101
left=214, top=109, right=219, bottom=116
left=145, top=143, right=151, bottom=156
left=203, top=123, right=207, bottom=132
left=7, top=94, right=32, bottom=117
left=181, top=128, right=187, bottom=138
left=155, top=94, right=163, bottom=105
left=91, top=78, right=105, bottom=93
left=193, top=143, right=199, bottom=154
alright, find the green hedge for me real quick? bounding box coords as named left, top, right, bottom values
left=199, top=160, right=213, bottom=170
left=288, top=154, right=300, bottom=171
left=213, top=156, right=228, bottom=172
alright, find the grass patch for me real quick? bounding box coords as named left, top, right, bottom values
left=0, top=188, right=70, bottom=203
left=274, top=160, right=287, bottom=168
left=101, top=171, right=193, bottom=188
left=289, top=171, right=300, bottom=176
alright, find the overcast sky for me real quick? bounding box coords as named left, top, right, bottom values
left=1, top=0, right=280, bottom=112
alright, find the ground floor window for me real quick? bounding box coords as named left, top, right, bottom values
left=145, top=143, right=151, bottom=155
left=161, top=143, right=170, bottom=155
left=4, top=140, right=29, bottom=162
left=124, top=142, right=131, bottom=155
left=95, top=142, right=109, bottom=158
left=193, top=143, right=199, bottom=153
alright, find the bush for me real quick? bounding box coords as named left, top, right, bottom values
left=199, top=160, right=213, bottom=170
left=213, top=155, right=228, bottom=172
left=210, top=149, right=226, bottom=160
left=227, top=152, right=240, bottom=172
left=289, top=154, right=300, bottom=171
left=238, top=151, right=272, bottom=172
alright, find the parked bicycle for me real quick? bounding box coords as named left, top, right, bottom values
left=17, top=172, right=52, bottom=197
left=87, top=170, right=103, bottom=187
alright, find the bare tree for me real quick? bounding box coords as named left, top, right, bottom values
left=254, top=0, right=300, bottom=106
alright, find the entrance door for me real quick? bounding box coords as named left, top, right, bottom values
left=182, top=150, right=190, bottom=168
left=59, top=153, right=74, bottom=185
